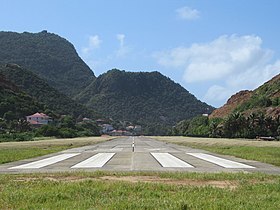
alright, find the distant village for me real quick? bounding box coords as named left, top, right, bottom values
left=26, top=112, right=142, bottom=136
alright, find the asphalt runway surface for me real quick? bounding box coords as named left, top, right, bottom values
left=1, top=136, right=280, bottom=174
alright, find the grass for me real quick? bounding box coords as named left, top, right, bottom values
left=0, top=171, right=279, bottom=209
left=0, top=136, right=114, bottom=164
left=153, top=136, right=280, bottom=166
left=0, top=146, right=70, bottom=164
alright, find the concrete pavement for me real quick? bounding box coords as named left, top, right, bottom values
left=1, top=136, right=280, bottom=174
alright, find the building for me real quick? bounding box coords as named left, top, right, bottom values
left=26, top=112, right=52, bottom=126
left=101, top=124, right=114, bottom=134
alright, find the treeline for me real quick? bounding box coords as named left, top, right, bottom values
left=0, top=115, right=100, bottom=142
left=170, top=112, right=280, bottom=139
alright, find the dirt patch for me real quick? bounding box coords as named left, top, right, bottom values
left=99, top=176, right=238, bottom=189
left=15, top=175, right=239, bottom=189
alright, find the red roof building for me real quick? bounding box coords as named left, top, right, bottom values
left=26, top=112, right=52, bottom=126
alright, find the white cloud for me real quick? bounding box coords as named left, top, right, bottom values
left=204, top=85, right=232, bottom=103
left=82, top=35, right=102, bottom=54
left=117, top=34, right=125, bottom=47
left=176, top=6, right=200, bottom=20
left=89, top=35, right=102, bottom=48
left=155, top=34, right=280, bottom=106
left=116, top=33, right=130, bottom=57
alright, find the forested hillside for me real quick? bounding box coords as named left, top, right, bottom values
left=0, top=64, right=98, bottom=119
left=0, top=31, right=95, bottom=96
left=172, top=74, right=280, bottom=139
left=77, top=69, right=214, bottom=134
left=0, top=73, right=45, bottom=121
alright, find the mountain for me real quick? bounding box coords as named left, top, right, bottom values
left=76, top=69, right=214, bottom=134
left=0, top=64, right=99, bottom=119
left=0, top=30, right=215, bottom=135
left=0, top=73, right=45, bottom=120
left=210, top=73, right=280, bottom=119
left=0, top=31, right=95, bottom=96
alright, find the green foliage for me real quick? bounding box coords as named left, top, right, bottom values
left=0, top=65, right=99, bottom=119
left=77, top=69, right=214, bottom=135
left=76, top=121, right=100, bottom=137
left=0, top=132, right=34, bottom=142
left=0, top=74, right=46, bottom=121
left=172, top=112, right=280, bottom=139
left=56, top=128, right=78, bottom=138
left=171, top=116, right=210, bottom=137
left=186, top=116, right=210, bottom=137
left=235, top=74, right=279, bottom=113
left=59, top=115, right=76, bottom=129
left=0, top=31, right=95, bottom=96
left=35, top=116, right=100, bottom=139
left=35, top=125, right=59, bottom=137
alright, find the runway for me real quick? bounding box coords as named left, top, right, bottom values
left=1, top=136, right=280, bottom=174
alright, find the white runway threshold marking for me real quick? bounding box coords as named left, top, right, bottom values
left=187, top=153, right=255, bottom=169
left=71, top=153, right=115, bottom=168
left=151, top=153, right=194, bottom=168
left=9, top=153, right=80, bottom=169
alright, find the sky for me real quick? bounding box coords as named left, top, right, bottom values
left=1, top=0, right=280, bottom=107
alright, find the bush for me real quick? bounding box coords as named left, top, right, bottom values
left=35, top=125, right=59, bottom=137
left=57, top=128, right=77, bottom=138
left=0, top=132, right=34, bottom=142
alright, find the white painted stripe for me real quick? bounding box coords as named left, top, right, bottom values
left=151, top=153, right=194, bottom=168
left=187, top=153, right=255, bottom=169
left=71, top=153, right=115, bottom=168
left=9, top=153, right=80, bottom=169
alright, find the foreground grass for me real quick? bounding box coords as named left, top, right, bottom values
left=0, top=136, right=114, bottom=164
left=0, top=171, right=279, bottom=209
left=153, top=136, right=280, bottom=166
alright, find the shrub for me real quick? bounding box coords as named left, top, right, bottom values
left=35, top=125, right=59, bottom=137
left=57, top=128, right=77, bottom=138
left=0, top=132, right=34, bottom=142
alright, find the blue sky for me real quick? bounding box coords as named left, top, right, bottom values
left=1, top=0, right=280, bottom=107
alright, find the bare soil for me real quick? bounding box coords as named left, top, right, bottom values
left=15, top=175, right=240, bottom=189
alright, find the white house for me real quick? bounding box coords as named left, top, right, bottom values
left=26, top=112, right=52, bottom=126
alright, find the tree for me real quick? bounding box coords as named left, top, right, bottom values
left=59, top=115, right=76, bottom=129
left=36, top=125, right=59, bottom=137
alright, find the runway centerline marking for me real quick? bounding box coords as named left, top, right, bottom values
left=151, top=153, right=194, bottom=168
left=71, top=153, right=115, bottom=168
left=9, top=153, right=80, bottom=169
left=187, top=153, right=255, bottom=169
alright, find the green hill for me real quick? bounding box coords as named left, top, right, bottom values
left=0, top=31, right=95, bottom=96
left=76, top=69, right=214, bottom=134
left=210, top=73, right=280, bottom=119
left=0, top=73, right=45, bottom=121
left=173, top=73, right=280, bottom=139
left=0, top=64, right=99, bottom=119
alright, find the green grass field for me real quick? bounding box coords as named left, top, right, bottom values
left=0, top=136, right=114, bottom=164
left=0, top=171, right=279, bottom=209
left=153, top=136, right=280, bottom=166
